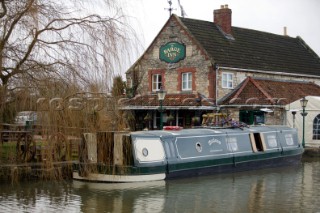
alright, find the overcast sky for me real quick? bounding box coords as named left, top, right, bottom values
left=125, top=0, right=320, bottom=59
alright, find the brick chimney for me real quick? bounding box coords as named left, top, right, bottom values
left=214, top=4, right=232, bottom=35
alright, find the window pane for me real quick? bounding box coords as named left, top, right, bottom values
left=313, top=115, right=320, bottom=140
left=222, top=79, right=227, bottom=88
left=158, top=75, right=162, bottom=90
left=182, top=81, right=186, bottom=89
left=188, top=73, right=192, bottom=87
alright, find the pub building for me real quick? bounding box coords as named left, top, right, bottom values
left=121, top=5, right=320, bottom=130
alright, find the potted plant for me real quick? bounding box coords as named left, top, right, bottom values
left=167, top=114, right=174, bottom=125
left=144, top=113, right=152, bottom=129
left=192, top=116, right=200, bottom=126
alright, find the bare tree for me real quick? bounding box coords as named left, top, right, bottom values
left=0, top=0, right=138, bottom=88
left=111, top=75, right=125, bottom=97
left=0, top=0, right=140, bottom=123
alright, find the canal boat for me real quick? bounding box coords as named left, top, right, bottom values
left=73, top=125, right=304, bottom=182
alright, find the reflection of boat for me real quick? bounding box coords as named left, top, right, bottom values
left=72, top=180, right=165, bottom=191
left=72, top=180, right=166, bottom=213
left=73, top=126, right=304, bottom=182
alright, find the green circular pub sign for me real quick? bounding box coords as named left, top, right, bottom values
left=159, top=41, right=186, bottom=63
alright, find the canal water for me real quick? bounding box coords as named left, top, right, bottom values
left=0, top=159, right=319, bottom=213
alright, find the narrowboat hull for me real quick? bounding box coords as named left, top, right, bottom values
left=73, top=126, right=304, bottom=183
left=165, top=149, right=303, bottom=179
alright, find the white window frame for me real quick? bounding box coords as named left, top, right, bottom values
left=313, top=114, right=320, bottom=140
left=182, top=72, right=192, bottom=91
left=222, top=72, right=233, bottom=89
left=152, top=74, right=162, bottom=91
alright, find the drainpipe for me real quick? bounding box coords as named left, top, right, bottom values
left=214, top=63, right=219, bottom=107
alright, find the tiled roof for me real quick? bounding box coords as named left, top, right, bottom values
left=119, top=93, right=215, bottom=109
left=179, top=17, right=320, bottom=76
left=220, top=77, right=320, bottom=105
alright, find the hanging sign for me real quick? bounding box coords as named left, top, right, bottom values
left=159, top=42, right=186, bottom=63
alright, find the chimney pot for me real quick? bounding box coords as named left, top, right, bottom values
left=221, top=5, right=224, bottom=9
left=225, top=4, right=228, bottom=8
left=284, top=26, right=287, bottom=36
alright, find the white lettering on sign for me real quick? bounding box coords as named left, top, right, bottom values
left=163, top=46, right=181, bottom=54
left=163, top=46, right=181, bottom=60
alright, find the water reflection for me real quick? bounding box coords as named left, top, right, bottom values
left=0, top=181, right=81, bottom=213
left=0, top=160, right=320, bottom=213
left=72, top=181, right=166, bottom=213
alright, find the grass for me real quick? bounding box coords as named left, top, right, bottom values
left=0, top=142, right=16, bottom=163
left=0, top=138, right=79, bottom=164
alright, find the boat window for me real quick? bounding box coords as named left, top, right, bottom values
left=196, top=142, right=202, bottom=153
left=267, top=135, right=278, bottom=148
left=142, top=148, right=149, bottom=157
left=227, top=137, right=238, bottom=152
left=285, top=134, right=294, bottom=146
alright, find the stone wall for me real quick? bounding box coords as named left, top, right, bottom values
left=125, top=16, right=320, bottom=128
left=127, top=18, right=214, bottom=98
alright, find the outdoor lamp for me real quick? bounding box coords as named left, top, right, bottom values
left=300, top=97, right=308, bottom=148
left=290, top=109, right=298, bottom=128
left=300, top=97, right=308, bottom=108
left=157, top=89, right=166, bottom=101
left=157, top=88, right=166, bottom=130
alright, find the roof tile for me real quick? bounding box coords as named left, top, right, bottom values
left=220, top=78, right=320, bottom=105
left=180, top=17, right=320, bottom=76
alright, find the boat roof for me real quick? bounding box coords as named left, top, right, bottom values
left=131, top=125, right=295, bottom=138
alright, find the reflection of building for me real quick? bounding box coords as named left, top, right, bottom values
left=123, top=5, right=320, bottom=131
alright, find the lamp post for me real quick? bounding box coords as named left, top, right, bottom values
left=157, top=88, right=166, bottom=130
left=300, top=97, right=308, bottom=148
left=290, top=110, right=298, bottom=128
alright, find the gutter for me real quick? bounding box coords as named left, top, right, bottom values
left=218, top=105, right=285, bottom=108
left=119, top=106, right=216, bottom=110
left=218, top=66, right=320, bottom=79
left=120, top=105, right=284, bottom=110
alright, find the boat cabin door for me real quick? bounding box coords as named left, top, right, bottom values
left=250, top=133, right=266, bottom=152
